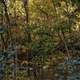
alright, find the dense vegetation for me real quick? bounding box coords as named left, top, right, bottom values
left=0, top=0, right=80, bottom=80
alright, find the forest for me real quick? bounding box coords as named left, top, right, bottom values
left=0, top=0, right=80, bottom=80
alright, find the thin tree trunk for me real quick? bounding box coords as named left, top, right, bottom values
left=51, top=0, right=70, bottom=80
left=2, top=0, right=13, bottom=48
left=22, top=0, right=32, bottom=79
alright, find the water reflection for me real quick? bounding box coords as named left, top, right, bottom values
left=56, top=59, right=80, bottom=80
left=0, top=50, right=80, bottom=80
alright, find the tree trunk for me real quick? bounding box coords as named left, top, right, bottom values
left=22, top=0, right=32, bottom=79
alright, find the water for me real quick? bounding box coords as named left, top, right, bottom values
left=0, top=50, right=80, bottom=80
left=56, top=59, right=80, bottom=80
